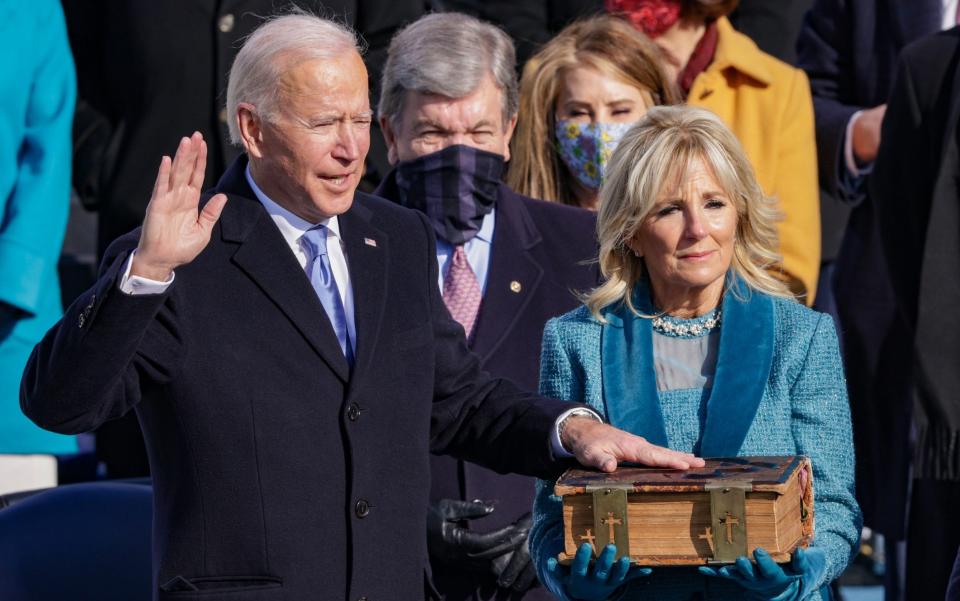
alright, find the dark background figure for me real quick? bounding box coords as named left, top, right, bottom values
left=797, top=0, right=950, bottom=598
left=434, top=0, right=604, bottom=67
left=375, top=13, right=599, bottom=599
left=62, top=0, right=427, bottom=478
left=869, top=26, right=960, bottom=600
left=728, top=0, right=814, bottom=64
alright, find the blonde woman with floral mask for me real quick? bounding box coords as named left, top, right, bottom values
left=507, top=15, right=678, bottom=211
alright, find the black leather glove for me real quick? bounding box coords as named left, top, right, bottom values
left=491, top=514, right=538, bottom=593
left=427, top=499, right=528, bottom=574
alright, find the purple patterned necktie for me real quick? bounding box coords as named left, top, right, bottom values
left=443, top=245, right=482, bottom=339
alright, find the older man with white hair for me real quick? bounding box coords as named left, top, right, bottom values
left=21, top=12, right=701, bottom=601
left=375, top=13, right=600, bottom=601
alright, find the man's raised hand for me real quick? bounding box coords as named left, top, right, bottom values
left=131, top=132, right=228, bottom=281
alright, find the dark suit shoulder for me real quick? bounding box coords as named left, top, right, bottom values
left=900, top=29, right=960, bottom=87
left=901, top=27, right=960, bottom=64
left=896, top=29, right=960, bottom=115
left=353, top=191, right=427, bottom=232
left=502, top=188, right=596, bottom=246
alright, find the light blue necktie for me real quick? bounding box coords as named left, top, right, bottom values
left=302, top=226, right=354, bottom=366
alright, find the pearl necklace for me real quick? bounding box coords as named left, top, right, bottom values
left=650, top=308, right=722, bottom=338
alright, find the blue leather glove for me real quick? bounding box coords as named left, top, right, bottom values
left=545, top=542, right=652, bottom=601
left=698, top=547, right=827, bottom=601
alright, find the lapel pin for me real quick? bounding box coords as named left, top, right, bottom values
left=510, top=280, right=522, bottom=293
left=363, top=237, right=377, bottom=247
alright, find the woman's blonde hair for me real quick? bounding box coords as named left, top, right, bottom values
left=506, top=15, right=678, bottom=206
left=585, top=105, right=793, bottom=320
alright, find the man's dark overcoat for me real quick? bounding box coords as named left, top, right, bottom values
left=869, top=28, right=960, bottom=597
left=21, top=156, right=576, bottom=601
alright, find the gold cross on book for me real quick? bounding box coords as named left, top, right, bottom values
left=719, top=512, right=740, bottom=544
left=601, top=511, right=623, bottom=544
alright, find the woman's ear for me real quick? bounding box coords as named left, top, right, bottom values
left=625, top=234, right=643, bottom=258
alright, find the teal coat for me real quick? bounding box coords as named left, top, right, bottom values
left=531, top=278, right=861, bottom=600
left=0, top=0, right=76, bottom=453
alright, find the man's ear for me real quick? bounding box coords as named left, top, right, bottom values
left=502, top=113, right=519, bottom=163
left=237, top=103, right=265, bottom=159
left=379, top=115, right=399, bottom=166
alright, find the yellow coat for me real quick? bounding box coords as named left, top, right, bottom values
left=689, top=17, right=820, bottom=304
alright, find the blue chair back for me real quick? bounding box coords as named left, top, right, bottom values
left=0, top=481, right=152, bottom=601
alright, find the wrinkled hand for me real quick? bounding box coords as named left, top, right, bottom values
left=698, top=547, right=826, bottom=601
left=132, top=132, right=228, bottom=281
left=491, top=514, right=538, bottom=592
left=545, top=543, right=650, bottom=601
left=561, top=417, right=705, bottom=472
left=427, top=499, right=527, bottom=573
left=852, top=104, right=886, bottom=164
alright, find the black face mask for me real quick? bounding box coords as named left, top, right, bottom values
left=394, top=144, right=505, bottom=245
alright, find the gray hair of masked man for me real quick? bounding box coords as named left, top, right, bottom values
left=226, top=13, right=373, bottom=223
left=377, top=12, right=519, bottom=164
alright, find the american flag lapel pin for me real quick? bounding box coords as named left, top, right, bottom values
left=363, top=237, right=377, bottom=248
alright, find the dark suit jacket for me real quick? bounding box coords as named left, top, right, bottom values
left=871, top=29, right=960, bottom=479
left=21, top=156, right=577, bottom=601
left=796, top=0, right=941, bottom=537
left=376, top=174, right=597, bottom=600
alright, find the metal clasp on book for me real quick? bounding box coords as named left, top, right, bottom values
left=704, top=480, right=752, bottom=563
left=583, top=487, right=630, bottom=560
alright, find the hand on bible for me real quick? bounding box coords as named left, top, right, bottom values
left=545, top=542, right=650, bottom=601
left=560, top=417, right=705, bottom=472
left=427, top=499, right=527, bottom=574
left=131, top=132, right=228, bottom=281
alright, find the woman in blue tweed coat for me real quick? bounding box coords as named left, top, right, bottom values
left=530, top=106, right=861, bottom=601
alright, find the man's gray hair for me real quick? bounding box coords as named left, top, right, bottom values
left=378, top=13, right=518, bottom=128
left=226, top=13, right=362, bottom=144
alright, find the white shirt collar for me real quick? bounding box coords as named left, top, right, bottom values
left=244, top=164, right=342, bottom=248
left=474, top=209, right=495, bottom=244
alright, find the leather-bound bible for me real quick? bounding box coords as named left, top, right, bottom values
left=555, top=456, right=814, bottom=566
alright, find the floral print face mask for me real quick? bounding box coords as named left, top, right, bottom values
left=554, top=120, right=636, bottom=191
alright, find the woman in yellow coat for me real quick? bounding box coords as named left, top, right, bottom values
left=613, top=0, right=820, bottom=302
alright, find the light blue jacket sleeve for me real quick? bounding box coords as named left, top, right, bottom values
left=789, top=314, right=863, bottom=591
left=0, top=0, right=75, bottom=321
left=531, top=317, right=581, bottom=601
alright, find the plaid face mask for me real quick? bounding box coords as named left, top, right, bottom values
left=395, top=144, right=504, bottom=245
left=554, top=120, right=636, bottom=191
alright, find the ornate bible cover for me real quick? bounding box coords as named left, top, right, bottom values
left=555, top=456, right=814, bottom=565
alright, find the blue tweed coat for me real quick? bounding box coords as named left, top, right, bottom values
left=531, top=277, right=861, bottom=600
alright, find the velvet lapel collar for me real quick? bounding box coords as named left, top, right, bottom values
left=600, top=274, right=774, bottom=455
left=699, top=276, right=774, bottom=456
left=600, top=285, right=668, bottom=447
